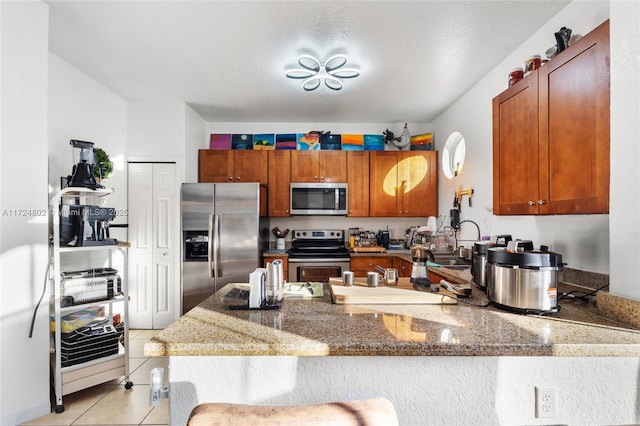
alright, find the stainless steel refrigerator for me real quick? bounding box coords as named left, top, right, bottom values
left=181, top=183, right=269, bottom=314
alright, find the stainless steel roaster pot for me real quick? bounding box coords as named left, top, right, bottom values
left=486, top=245, right=563, bottom=314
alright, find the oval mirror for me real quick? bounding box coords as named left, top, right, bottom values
left=442, top=131, right=466, bottom=179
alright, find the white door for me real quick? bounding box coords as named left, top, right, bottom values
left=128, top=162, right=178, bottom=329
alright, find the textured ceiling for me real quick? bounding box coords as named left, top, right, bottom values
left=46, top=1, right=570, bottom=123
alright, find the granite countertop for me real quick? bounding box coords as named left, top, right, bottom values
left=145, top=270, right=640, bottom=358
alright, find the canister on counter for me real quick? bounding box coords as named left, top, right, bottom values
left=524, top=54, right=541, bottom=76
left=508, top=68, right=524, bottom=87
left=342, top=271, right=354, bottom=286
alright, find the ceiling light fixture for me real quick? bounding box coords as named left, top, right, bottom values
left=285, top=54, right=360, bottom=91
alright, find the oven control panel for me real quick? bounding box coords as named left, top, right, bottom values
left=292, top=229, right=344, bottom=240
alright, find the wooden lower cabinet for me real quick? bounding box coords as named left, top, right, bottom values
left=393, top=257, right=413, bottom=278
left=428, top=270, right=447, bottom=284
left=350, top=256, right=393, bottom=277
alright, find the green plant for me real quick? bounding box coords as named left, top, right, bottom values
left=93, top=147, right=113, bottom=179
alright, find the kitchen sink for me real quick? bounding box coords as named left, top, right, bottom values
left=431, top=254, right=472, bottom=270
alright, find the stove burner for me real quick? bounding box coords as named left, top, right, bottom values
left=288, top=229, right=349, bottom=260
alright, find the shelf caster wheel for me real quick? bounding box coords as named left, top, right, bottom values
left=125, top=381, right=133, bottom=389
left=55, top=404, right=65, bottom=414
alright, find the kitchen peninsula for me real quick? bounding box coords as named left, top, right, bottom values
left=146, top=268, right=640, bottom=425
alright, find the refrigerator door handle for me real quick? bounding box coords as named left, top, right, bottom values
left=208, top=214, right=214, bottom=279
left=213, top=214, right=221, bottom=280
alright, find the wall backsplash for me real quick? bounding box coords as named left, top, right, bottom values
left=269, top=216, right=432, bottom=245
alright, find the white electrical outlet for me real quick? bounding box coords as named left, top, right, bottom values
left=535, top=386, right=557, bottom=418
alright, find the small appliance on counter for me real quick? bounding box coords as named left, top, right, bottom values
left=486, top=240, right=564, bottom=314
left=221, top=260, right=285, bottom=310
left=376, top=229, right=390, bottom=249
left=409, top=244, right=431, bottom=285
left=471, top=234, right=512, bottom=290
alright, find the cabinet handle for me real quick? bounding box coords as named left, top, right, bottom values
left=538, top=199, right=546, bottom=205
left=228, top=176, right=233, bottom=180
left=314, top=176, right=318, bottom=180
left=236, top=176, right=241, bottom=180
left=528, top=201, right=535, bottom=206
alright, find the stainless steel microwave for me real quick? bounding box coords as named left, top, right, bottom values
left=290, top=183, right=348, bottom=215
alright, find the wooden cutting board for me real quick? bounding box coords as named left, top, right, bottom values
left=329, top=277, right=456, bottom=305
left=351, top=245, right=386, bottom=253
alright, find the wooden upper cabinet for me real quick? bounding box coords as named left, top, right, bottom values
left=267, top=150, right=291, bottom=217
left=199, top=150, right=233, bottom=182
left=493, top=19, right=609, bottom=215
left=538, top=20, right=609, bottom=214
left=492, top=72, right=540, bottom=215
left=198, top=150, right=268, bottom=184
left=400, top=151, right=438, bottom=217
left=346, top=151, right=370, bottom=216
left=290, top=151, right=347, bottom=183
left=369, top=151, right=400, bottom=216
left=369, top=151, right=438, bottom=217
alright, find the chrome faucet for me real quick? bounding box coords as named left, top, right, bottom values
left=457, top=220, right=481, bottom=242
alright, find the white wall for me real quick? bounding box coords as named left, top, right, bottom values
left=609, top=1, right=640, bottom=299
left=432, top=2, right=611, bottom=275
left=48, top=53, right=129, bottom=226
left=185, top=104, right=207, bottom=183
left=128, top=100, right=186, bottom=161
left=170, top=355, right=640, bottom=426
left=0, top=1, right=51, bottom=424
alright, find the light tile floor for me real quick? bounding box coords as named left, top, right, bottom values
left=21, top=330, right=169, bottom=426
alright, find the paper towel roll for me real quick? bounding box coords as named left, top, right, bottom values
left=426, top=216, right=437, bottom=233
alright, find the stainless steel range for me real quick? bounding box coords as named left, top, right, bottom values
left=287, top=229, right=351, bottom=283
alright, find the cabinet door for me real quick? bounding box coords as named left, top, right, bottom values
left=369, top=151, right=400, bottom=216
left=347, top=151, right=369, bottom=216
left=128, top=162, right=179, bottom=329
left=393, top=257, right=413, bottom=278
left=151, top=163, right=179, bottom=329
left=268, top=151, right=291, bottom=217
left=319, top=151, right=347, bottom=182
left=399, top=151, right=438, bottom=216
left=290, top=151, right=319, bottom=182
left=233, top=150, right=268, bottom=184
left=538, top=20, right=609, bottom=214
left=492, top=73, right=539, bottom=215
left=291, top=151, right=347, bottom=182
left=199, top=150, right=233, bottom=182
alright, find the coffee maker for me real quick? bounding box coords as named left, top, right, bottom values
left=410, top=244, right=429, bottom=283
left=59, top=204, right=117, bottom=247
